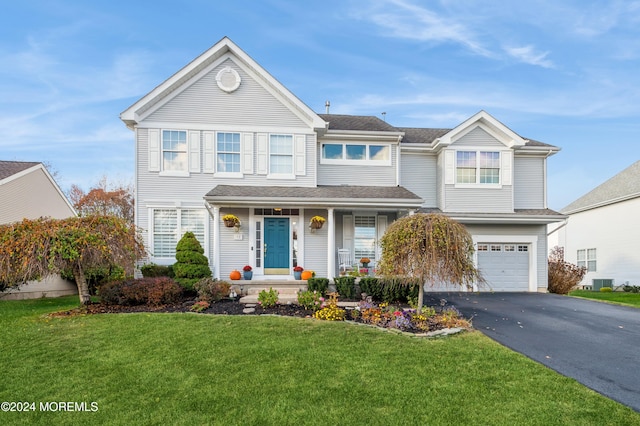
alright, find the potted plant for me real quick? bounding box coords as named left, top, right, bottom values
left=293, top=265, right=304, bottom=280
left=242, top=265, right=253, bottom=280
left=309, top=215, right=326, bottom=230
left=360, top=257, right=371, bottom=268
left=222, top=214, right=240, bottom=228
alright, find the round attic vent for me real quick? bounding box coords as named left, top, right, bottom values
left=216, top=66, right=241, bottom=93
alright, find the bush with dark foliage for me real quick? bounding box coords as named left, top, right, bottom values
left=359, top=277, right=420, bottom=303
left=99, top=277, right=183, bottom=306
left=194, top=278, right=231, bottom=303
left=334, top=276, right=356, bottom=299
left=307, top=277, right=329, bottom=295
left=140, top=263, right=174, bottom=278
left=548, top=246, right=587, bottom=294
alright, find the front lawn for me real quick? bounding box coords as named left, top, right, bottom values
left=1, top=296, right=639, bottom=425
left=570, top=290, right=640, bottom=308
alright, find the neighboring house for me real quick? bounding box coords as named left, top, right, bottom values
left=0, top=160, right=77, bottom=299
left=549, top=160, right=640, bottom=289
left=121, top=37, right=564, bottom=292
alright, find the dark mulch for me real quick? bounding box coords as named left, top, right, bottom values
left=49, top=298, right=318, bottom=318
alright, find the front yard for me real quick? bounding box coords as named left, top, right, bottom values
left=570, top=290, right=640, bottom=308
left=1, top=296, right=639, bottom=425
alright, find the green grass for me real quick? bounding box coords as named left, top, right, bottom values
left=1, top=297, right=639, bottom=425
left=570, top=290, right=640, bottom=307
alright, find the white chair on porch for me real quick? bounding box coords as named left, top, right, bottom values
left=338, top=248, right=352, bottom=274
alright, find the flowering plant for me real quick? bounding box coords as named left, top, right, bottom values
left=310, top=215, right=326, bottom=224
left=222, top=214, right=239, bottom=223
left=190, top=301, right=210, bottom=312
left=243, top=265, right=252, bottom=272
left=293, top=265, right=304, bottom=272
left=360, top=257, right=371, bottom=264
left=258, top=287, right=279, bottom=308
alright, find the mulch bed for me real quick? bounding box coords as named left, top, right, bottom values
left=49, top=298, right=319, bottom=318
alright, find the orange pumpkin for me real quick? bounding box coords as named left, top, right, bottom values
left=229, top=270, right=242, bottom=280
left=301, top=270, right=314, bottom=280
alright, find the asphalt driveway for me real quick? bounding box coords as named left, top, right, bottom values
left=428, top=292, right=640, bottom=412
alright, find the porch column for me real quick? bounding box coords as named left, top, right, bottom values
left=327, top=207, right=335, bottom=278
left=212, top=206, right=221, bottom=280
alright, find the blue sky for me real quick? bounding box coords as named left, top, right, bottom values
left=2, top=0, right=639, bottom=210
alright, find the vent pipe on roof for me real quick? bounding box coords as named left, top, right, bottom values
left=381, top=112, right=387, bottom=121
left=325, top=100, right=330, bottom=114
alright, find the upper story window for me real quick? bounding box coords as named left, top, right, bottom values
left=321, top=143, right=391, bottom=165
left=162, top=130, right=187, bottom=171
left=456, top=151, right=500, bottom=184
left=269, top=134, right=293, bottom=175
left=217, top=132, right=241, bottom=173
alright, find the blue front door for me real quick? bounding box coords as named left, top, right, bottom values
left=264, top=218, right=290, bottom=271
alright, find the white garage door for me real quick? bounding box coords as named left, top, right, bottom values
left=477, top=243, right=529, bottom=291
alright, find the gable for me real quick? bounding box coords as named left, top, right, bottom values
left=121, top=37, right=326, bottom=131
left=144, top=58, right=308, bottom=128
left=451, top=126, right=506, bottom=148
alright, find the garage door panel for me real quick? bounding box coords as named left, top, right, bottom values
left=478, top=243, right=529, bottom=292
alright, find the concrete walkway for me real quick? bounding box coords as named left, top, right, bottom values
left=431, top=292, right=640, bottom=412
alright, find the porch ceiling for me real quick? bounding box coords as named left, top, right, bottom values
left=204, top=184, right=423, bottom=209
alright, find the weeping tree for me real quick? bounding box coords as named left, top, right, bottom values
left=378, top=213, right=482, bottom=313
left=0, top=216, right=145, bottom=304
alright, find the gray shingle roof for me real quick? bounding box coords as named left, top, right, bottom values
left=562, top=160, right=640, bottom=214
left=0, top=161, right=40, bottom=181
left=318, top=114, right=400, bottom=132
left=205, top=184, right=422, bottom=205
left=318, top=114, right=556, bottom=148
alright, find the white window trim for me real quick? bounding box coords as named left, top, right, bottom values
left=320, top=142, right=392, bottom=166
left=214, top=131, right=243, bottom=178
left=268, top=133, right=295, bottom=179
left=148, top=207, right=210, bottom=264
left=454, top=149, right=504, bottom=189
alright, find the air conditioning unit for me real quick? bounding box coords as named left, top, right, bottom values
left=592, top=279, right=613, bottom=291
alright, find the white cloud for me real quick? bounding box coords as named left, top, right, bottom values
left=504, top=45, right=554, bottom=68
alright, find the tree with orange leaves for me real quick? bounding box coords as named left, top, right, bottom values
left=0, top=216, right=145, bottom=304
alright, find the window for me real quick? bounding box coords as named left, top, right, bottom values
left=162, top=130, right=187, bottom=171
left=477, top=244, right=488, bottom=251
left=269, top=134, right=293, bottom=174
left=217, top=132, right=240, bottom=173
left=504, top=244, right=515, bottom=252
left=578, top=249, right=596, bottom=272
left=321, top=143, right=391, bottom=164
left=354, top=216, right=376, bottom=260
left=490, top=244, right=502, bottom=252
left=456, top=150, right=500, bottom=184
left=152, top=209, right=206, bottom=259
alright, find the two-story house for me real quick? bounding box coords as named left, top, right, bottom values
left=120, top=37, right=564, bottom=292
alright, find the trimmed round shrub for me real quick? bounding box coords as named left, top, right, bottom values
left=173, top=232, right=212, bottom=290
left=600, top=287, right=613, bottom=292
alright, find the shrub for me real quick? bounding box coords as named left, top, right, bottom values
left=140, top=263, right=174, bottom=278
left=623, top=285, right=640, bottom=293
left=307, top=277, right=329, bottom=295
left=258, top=287, right=279, bottom=308
left=194, top=278, right=231, bottom=303
left=548, top=246, right=587, bottom=294
left=359, top=277, right=420, bottom=303
left=600, top=287, right=613, bottom=292
left=359, top=277, right=381, bottom=299
left=334, top=276, right=356, bottom=299
left=297, top=290, right=324, bottom=311
left=99, top=277, right=183, bottom=306
left=173, top=232, right=212, bottom=290
left=190, top=301, right=210, bottom=312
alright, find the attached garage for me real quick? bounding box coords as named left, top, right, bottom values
left=477, top=243, right=530, bottom=291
